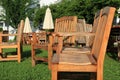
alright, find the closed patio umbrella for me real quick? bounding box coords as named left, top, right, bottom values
left=23, top=17, right=32, bottom=33
left=43, top=7, right=54, bottom=30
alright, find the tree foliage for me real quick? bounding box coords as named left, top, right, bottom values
left=1, top=0, right=120, bottom=28
left=34, top=0, right=120, bottom=27
left=0, top=0, right=38, bottom=28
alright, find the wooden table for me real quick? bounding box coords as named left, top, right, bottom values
left=110, top=25, right=120, bottom=61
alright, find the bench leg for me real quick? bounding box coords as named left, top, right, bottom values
left=52, top=64, right=58, bottom=80
left=18, top=47, right=21, bottom=63
left=31, top=47, right=36, bottom=66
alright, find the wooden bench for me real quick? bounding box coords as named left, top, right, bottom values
left=48, top=10, right=103, bottom=69
left=51, top=6, right=116, bottom=80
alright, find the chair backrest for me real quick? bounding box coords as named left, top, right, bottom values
left=76, top=19, right=86, bottom=44
left=87, top=9, right=103, bottom=47
left=32, top=32, right=47, bottom=45
left=85, top=24, right=93, bottom=46
left=16, top=20, right=24, bottom=43
left=91, top=7, right=116, bottom=63
left=76, top=10, right=102, bottom=47
left=54, top=16, right=77, bottom=44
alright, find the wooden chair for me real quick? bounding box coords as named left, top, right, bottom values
left=48, top=16, right=78, bottom=69
left=51, top=6, right=116, bottom=80
left=0, top=20, right=24, bottom=62
left=48, top=9, right=102, bottom=69
left=31, top=32, right=48, bottom=66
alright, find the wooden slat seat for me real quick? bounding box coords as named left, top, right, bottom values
left=62, top=47, right=91, bottom=54
left=52, top=53, right=97, bottom=65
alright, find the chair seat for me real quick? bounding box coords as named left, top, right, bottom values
left=62, top=47, right=91, bottom=54
left=0, top=42, right=17, bottom=46
left=52, top=53, right=96, bottom=65
left=32, top=43, right=48, bottom=50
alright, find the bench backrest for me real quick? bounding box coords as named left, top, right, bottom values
left=76, top=19, right=86, bottom=44
left=54, top=16, right=77, bottom=44
left=17, top=20, right=24, bottom=43
left=91, top=7, right=116, bottom=63
left=88, top=10, right=102, bottom=47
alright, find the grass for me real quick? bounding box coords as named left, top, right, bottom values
left=104, top=52, right=120, bottom=80
left=0, top=45, right=120, bottom=80
left=0, top=45, right=50, bottom=80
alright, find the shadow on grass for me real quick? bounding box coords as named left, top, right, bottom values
left=22, top=48, right=47, bottom=58
left=107, top=47, right=118, bottom=61
left=58, top=72, right=96, bottom=80
left=107, top=36, right=119, bottom=61
left=21, top=45, right=48, bottom=65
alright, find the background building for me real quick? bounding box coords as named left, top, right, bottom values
left=39, top=0, right=61, bottom=7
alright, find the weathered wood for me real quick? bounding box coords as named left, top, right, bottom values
left=54, top=16, right=77, bottom=44
left=76, top=19, right=86, bottom=44
left=51, top=6, right=116, bottom=80
left=76, top=19, right=93, bottom=47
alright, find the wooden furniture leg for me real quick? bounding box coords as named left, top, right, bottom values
left=31, top=47, right=36, bottom=66
left=118, top=42, right=120, bottom=61
left=52, top=64, right=58, bottom=80
left=18, top=45, right=21, bottom=63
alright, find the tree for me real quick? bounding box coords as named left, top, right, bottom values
left=0, top=0, right=38, bottom=28
left=34, top=0, right=120, bottom=26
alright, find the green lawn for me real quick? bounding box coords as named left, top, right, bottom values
left=0, top=45, right=120, bottom=80
left=0, top=45, right=50, bottom=80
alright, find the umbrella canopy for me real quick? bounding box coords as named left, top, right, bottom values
left=43, top=7, right=54, bottom=29
left=23, top=17, right=32, bottom=33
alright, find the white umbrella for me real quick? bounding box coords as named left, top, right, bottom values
left=23, top=17, right=32, bottom=33
left=43, top=7, right=54, bottom=29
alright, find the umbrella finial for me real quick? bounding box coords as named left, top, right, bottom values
left=43, top=7, right=54, bottom=30
left=23, top=17, right=32, bottom=33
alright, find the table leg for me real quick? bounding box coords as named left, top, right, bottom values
left=118, top=42, right=120, bottom=61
